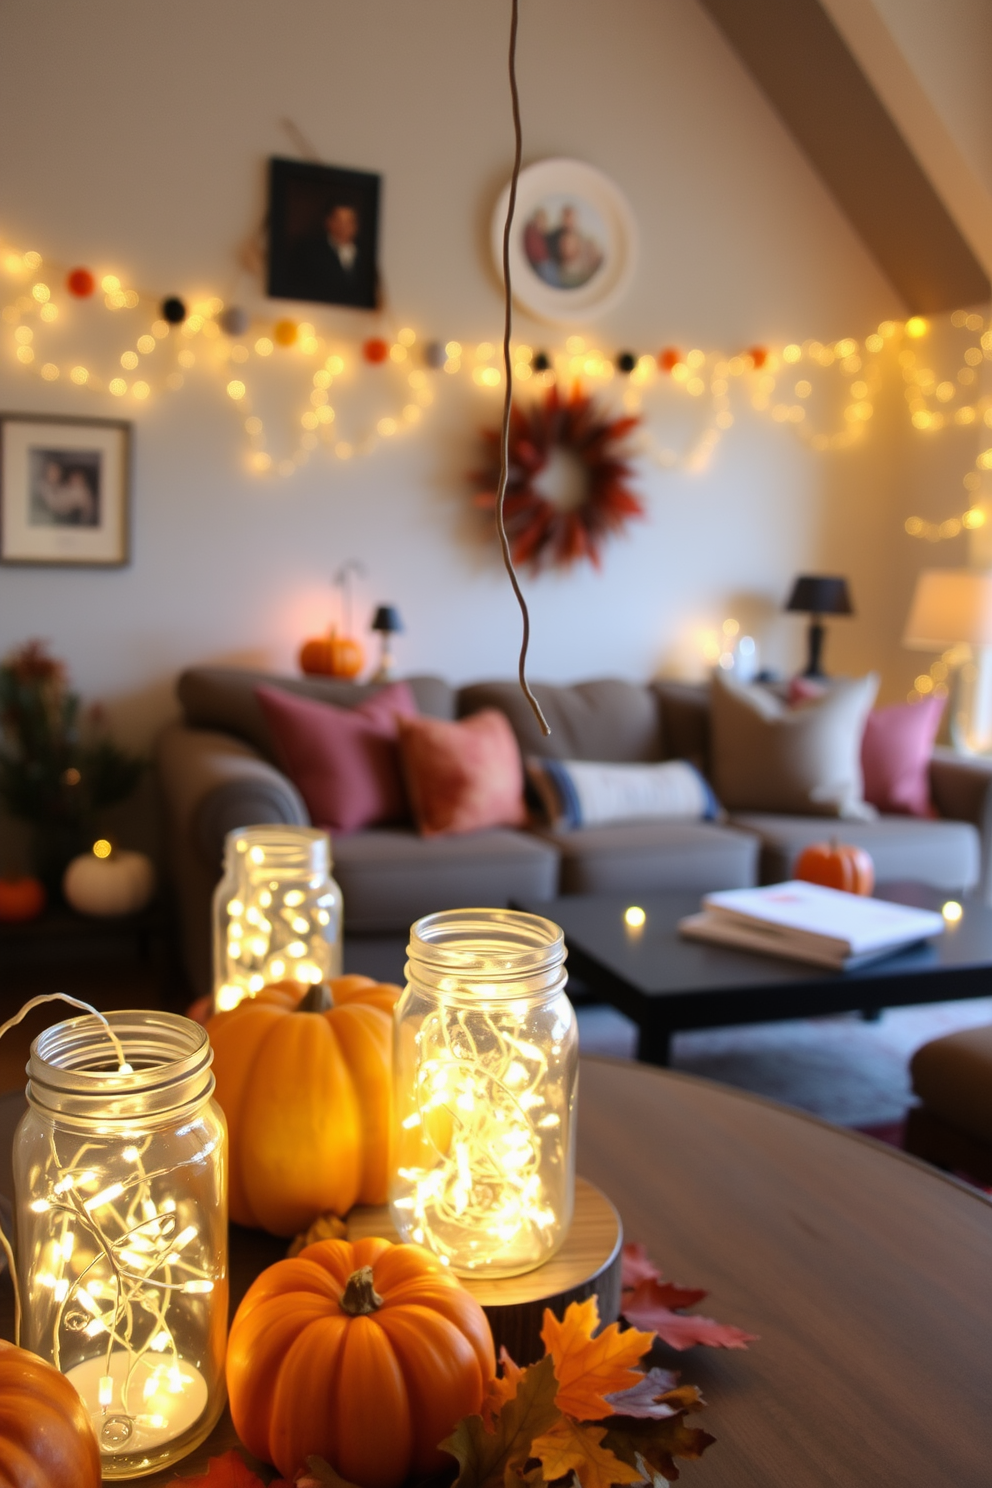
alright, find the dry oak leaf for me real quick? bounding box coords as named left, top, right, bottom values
left=481, top=1345, right=526, bottom=1431
left=441, top=1354, right=561, bottom=1488
left=297, top=1457, right=365, bottom=1488
left=603, top=1368, right=689, bottom=1420
left=603, top=1417, right=716, bottom=1485
left=541, top=1297, right=655, bottom=1421
left=531, top=1417, right=644, bottom=1488
left=165, top=1450, right=267, bottom=1488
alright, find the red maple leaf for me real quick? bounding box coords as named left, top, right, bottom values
left=621, top=1243, right=757, bottom=1352
left=165, top=1449, right=267, bottom=1488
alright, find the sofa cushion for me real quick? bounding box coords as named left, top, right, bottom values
left=729, top=812, right=981, bottom=892
left=527, top=757, right=717, bottom=829
left=651, top=681, right=711, bottom=774
left=256, top=680, right=417, bottom=833
left=458, top=679, right=663, bottom=762
left=398, top=710, right=526, bottom=837
left=911, top=1024, right=992, bottom=1146
left=711, top=671, right=879, bottom=819
left=532, top=819, right=758, bottom=895
left=178, top=667, right=455, bottom=760
left=861, top=695, right=945, bottom=817
left=331, top=827, right=560, bottom=934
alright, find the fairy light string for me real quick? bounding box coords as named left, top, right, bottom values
left=2, top=236, right=990, bottom=532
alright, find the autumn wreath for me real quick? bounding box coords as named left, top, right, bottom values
left=473, top=385, right=644, bottom=572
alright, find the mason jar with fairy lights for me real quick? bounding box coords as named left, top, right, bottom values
left=14, top=1010, right=227, bottom=1480
left=212, top=825, right=342, bottom=1011
left=390, top=908, right=577, bottom=1278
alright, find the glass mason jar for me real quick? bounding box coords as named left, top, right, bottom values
left=14, top=1010, right=228, bottom=1480
left=212, top=825, right=342, bottom=1011
left=390, top=908, right=577, bottom=1279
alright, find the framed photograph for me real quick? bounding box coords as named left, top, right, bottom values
left=267, top=157, right=381, bottom=310
left=0, top=414, right=131, bottom=567
left=491, top=158, right=638, bottom=323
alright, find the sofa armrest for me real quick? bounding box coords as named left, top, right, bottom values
left=929, top=746, right=992, bottom=899
left=156, top=722, right=308, bottom=872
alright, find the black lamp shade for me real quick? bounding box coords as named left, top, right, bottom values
left=371, top=605, right=404, bottom=634
left=785, top=575, right=853, bottom=617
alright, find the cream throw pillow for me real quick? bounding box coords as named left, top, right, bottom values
left=711, top=671, right=879, bottom=819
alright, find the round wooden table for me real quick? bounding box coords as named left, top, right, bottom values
left=1, top=1060, right=990, bottom=1485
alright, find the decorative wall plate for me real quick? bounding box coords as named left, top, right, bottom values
left=491, top=158, right=638, bottom=323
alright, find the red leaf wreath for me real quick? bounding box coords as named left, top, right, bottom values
left=473, top=384, right=643, bottom=572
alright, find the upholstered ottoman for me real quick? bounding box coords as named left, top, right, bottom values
left=904, top=1024, right=992, bottom=1184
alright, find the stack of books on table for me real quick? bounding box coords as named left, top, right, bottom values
left=679, top=880, right=946, bottom=971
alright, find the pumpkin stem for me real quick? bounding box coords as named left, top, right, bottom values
left=297, top=983, right=333, bottom=1014
left=340, top=1266, right=384, bottom=1316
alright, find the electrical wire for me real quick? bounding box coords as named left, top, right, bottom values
left=496, top=0, right=551, bottom=737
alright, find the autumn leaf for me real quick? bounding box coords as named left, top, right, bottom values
left=623, top=1278, right=757, bottom=1352
left=603, top=1417, right=716, bottom=1485
left=603, top=1368, right=686, bottom=1420
left=531, top=1417, right=644, bottom=1488
left=165, top=1450, right=267, bottom=1488
left=620, top=1243, right=663, bottom=1292
left=481, top=1345, right=525, bottom=1430
left=440, top=1354, right=561, bottom=1488
left=541, top=1297, right=655, bottom=1421
left=301, top=1458, right=365, bottom=1488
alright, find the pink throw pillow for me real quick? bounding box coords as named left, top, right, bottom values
left=861, top=695, right=945, bottom=817
left=255, top=681, right=418, bottom=833
left=398, top=709, right=527, bottom=837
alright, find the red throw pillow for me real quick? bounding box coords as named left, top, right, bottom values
left=255, top=681, right=418, bottom=834
left=861, top=695, right=945, bottom=817
left=398, top=709, right=527, bottom=837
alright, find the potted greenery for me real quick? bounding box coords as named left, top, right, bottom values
left=0, top=641, right=144, bottom=896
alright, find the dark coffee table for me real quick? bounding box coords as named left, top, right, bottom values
left=519, top=883, right=992, bottom=1064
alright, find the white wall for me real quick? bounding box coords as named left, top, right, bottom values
left=0, top=0, right=946, bottom=778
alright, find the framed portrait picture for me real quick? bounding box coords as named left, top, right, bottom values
left=267, top=157, right=381, bottom=311
left=0, top=414, right=131, bottom=567
left=491, top=158, right=638, bottom=323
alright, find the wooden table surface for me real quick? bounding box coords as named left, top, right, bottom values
left=2, top=1060, right=991, bottom=1486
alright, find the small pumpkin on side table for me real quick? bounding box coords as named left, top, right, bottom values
left=62, top=839, right=155, bottom=916
left=0, top=875, right=45, bottom=922
left=795, top=839, right=875, bottom=895
left=226, top=1236, right=495, bottom=1488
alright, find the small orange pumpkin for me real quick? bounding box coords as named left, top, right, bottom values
left=0, top=1339, right=102, bottom=1487
left=205, top=976, right=400, bottom=1235
left=795, top=840, right=875, bottom=895
left=0, top=875, right=46, bottom=922
left=299, top=630, right=365, bottom=679
left=227, top=1237, right=495, bottom=1488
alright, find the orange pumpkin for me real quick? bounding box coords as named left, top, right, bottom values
left=299, top=631, right=365, bottom=679
left=0, top=1339, right=101, bottom=1487
left=227, top=1237, right=495, bottom=1488
left=795, top=840, right=875, bottom=895
left=205, top=975, right=400, bottom=1235
left=0, top=875, right=45, bottom=922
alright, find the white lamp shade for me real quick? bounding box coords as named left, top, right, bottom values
left=903, top=569, right=992, bottom=650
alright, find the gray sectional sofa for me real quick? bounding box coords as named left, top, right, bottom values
left=157, top=667, right=992, bottom=995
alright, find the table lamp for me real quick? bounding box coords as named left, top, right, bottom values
left=785, top=575, right=854, bottom=678
left=370, top=605, right=404, bottom=682
left=904, top=568, right=992, bottom=751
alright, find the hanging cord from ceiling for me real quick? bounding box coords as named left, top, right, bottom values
left=496, top=0, right=551, bottom=737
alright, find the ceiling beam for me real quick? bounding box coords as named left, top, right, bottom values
left=697, top=0, right=990, bottom=312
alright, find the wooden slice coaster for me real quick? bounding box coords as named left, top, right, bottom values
left=348, top=1176, right=622, bottom=1364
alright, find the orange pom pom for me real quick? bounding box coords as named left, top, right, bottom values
left=273, top=319, right=298, bottom=347
left=66, top=268, right=95, bottom=298
left=658, top=347, right=682, bottom=372
left=363, top=337, right=389, bottom=364
left=749, top=345, right=768, bottom=369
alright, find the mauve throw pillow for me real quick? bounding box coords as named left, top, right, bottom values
left=398, top=709, right=527, bottom=837
left=861, top=695, right=945, bottom=816
left=254, top=681, right=418, bottom=833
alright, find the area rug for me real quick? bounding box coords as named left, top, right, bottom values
left=575, top=997, right=992, bottom=1129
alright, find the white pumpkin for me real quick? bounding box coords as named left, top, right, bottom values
left=62, top=842, right=155, bottom=917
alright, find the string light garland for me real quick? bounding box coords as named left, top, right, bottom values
left=2, top=232, right=989, bottom=520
